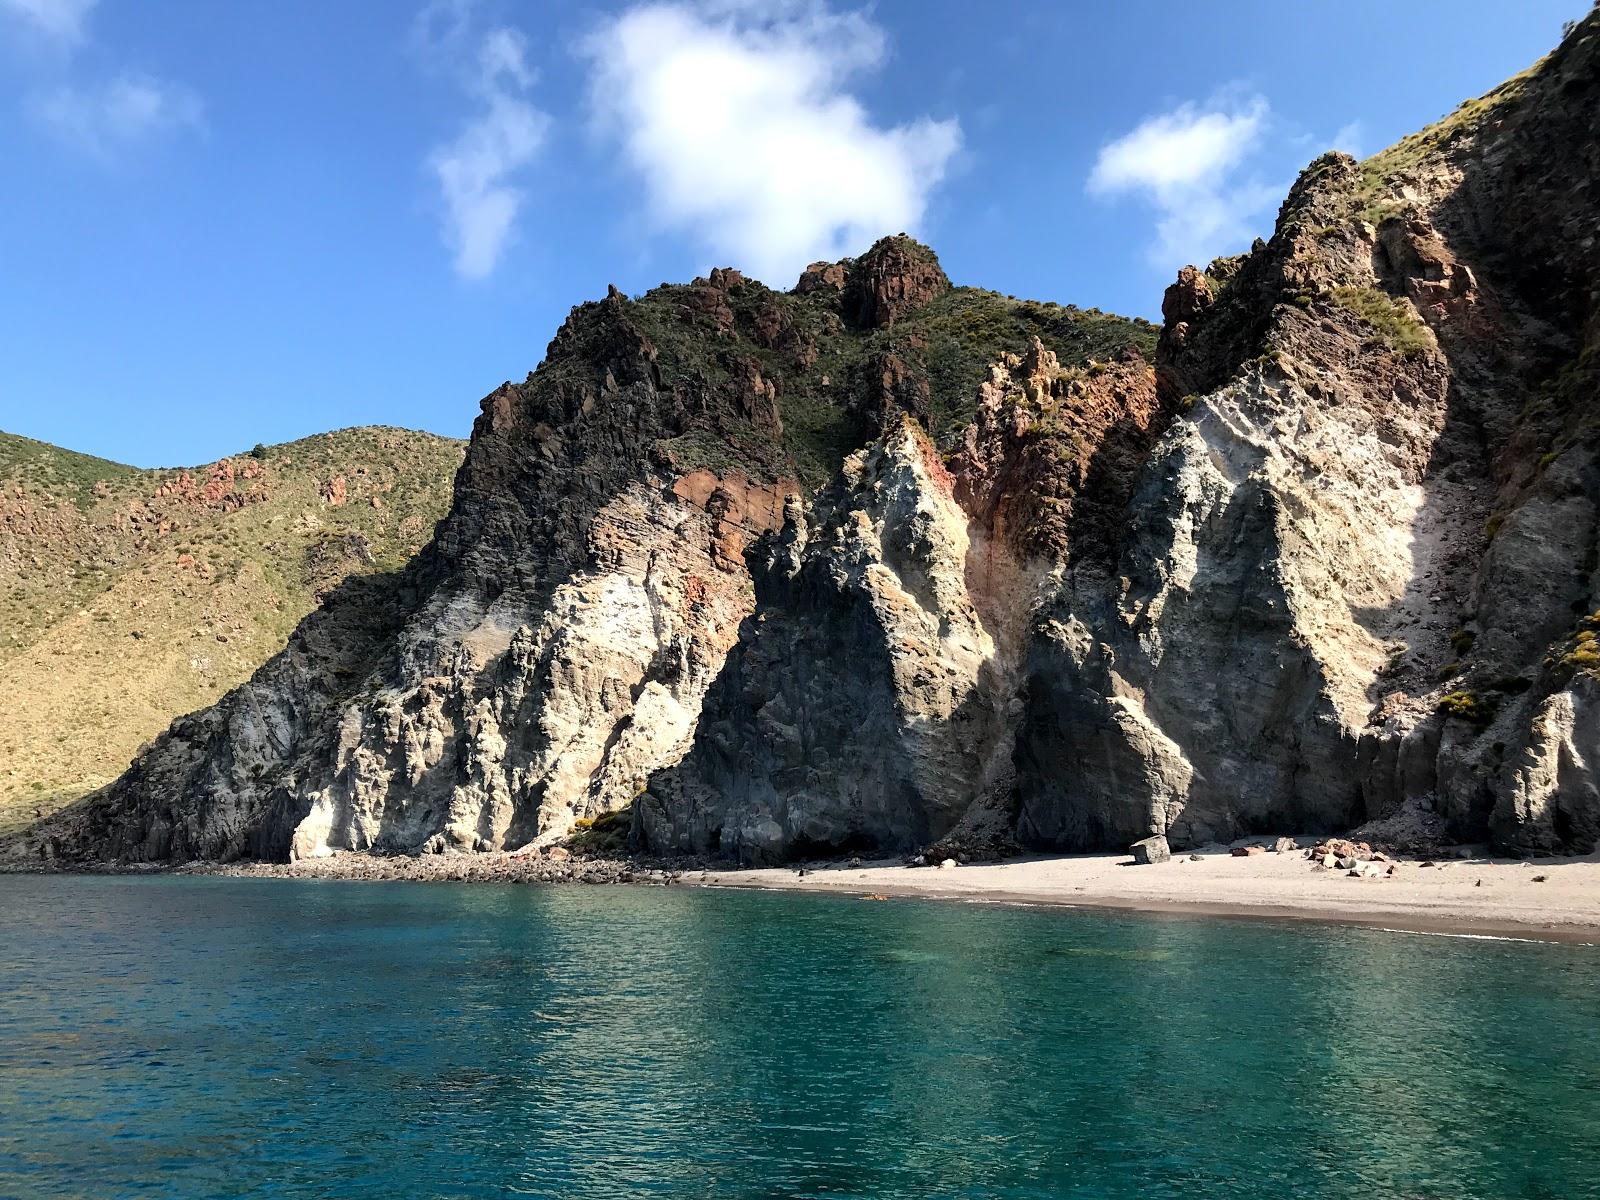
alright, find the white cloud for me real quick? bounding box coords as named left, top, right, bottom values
left=429, top=94, right=549, bottom=279
left=580, top=1, right=961, bottom=287
left=1089, top=95, right=1278, bottom=270
left=0, top=0, right=97, bottom=44
left=417, top=5, right=549, bottom=280
left=8, top=1, right=204, bottom=161
left=31, top=72, right=203, bottom=158
left=1329, top=120, right=1363, bottom=157
left=1090, top=98, right=1265, bottom=196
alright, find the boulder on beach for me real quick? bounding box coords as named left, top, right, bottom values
left=1130, top=835, right=1171, bottom=865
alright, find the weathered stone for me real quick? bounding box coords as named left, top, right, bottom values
left=1129, top=834, right=1171, bottom=865
left=842, top=235, right=950, bottom=329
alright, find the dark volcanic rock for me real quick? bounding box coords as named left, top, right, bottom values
left=842, top=235, right=951, bottom=329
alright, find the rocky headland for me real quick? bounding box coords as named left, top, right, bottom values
left=10, top=13, right=1600, bottom=883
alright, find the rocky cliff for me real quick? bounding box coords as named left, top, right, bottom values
left=24, top=239, right=1153, bottom=864
left=21, top=12, right=1600, bottom=866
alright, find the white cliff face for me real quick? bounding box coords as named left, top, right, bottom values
left=1502, top=680, right=1600, bottom=850
left=284, top=478, right=781, bottom=860
left=1016, top=107, right=1600, bottom=855
left=1018, top=343, right=1448, bottom=848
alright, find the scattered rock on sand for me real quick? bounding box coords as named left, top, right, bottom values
left=939, top=858, right=957, bottom=870
left=1273, top=836, right=1298, bottom=853
left=1130, top=834, right=1171, bottom=865
left=1309, top=839, right=1376, bottom=862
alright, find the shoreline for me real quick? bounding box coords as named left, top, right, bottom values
left=9, top=839, right=1600, bottom=945
left=697, top=872, right=1600, bottom=945
left=695, top=846, right=1600, bottom=945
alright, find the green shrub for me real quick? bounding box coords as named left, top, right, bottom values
left=1437, top=691, right=1494, bottom=725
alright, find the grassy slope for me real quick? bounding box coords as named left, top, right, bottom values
left=0, top=427, right=464, bottom=833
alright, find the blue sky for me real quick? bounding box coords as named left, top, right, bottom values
left=0, top=0, right=1585, bottom=467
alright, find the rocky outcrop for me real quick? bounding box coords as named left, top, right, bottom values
left=637, top=334, right=1171, bottom=864
left=1016, top=153, right=1458, bottom=850
left=31, top=235, right=1153, bottom=865
left=25, top=15, right=1600, bottom=868
left=41, top=289, right=797, bottom=863
left=842, top=235, right=950, bottom=329
left=638, top=12, right=1600, bottom=862
left=1016, top=13, right=1600, bottom=855
left=638, top=416, right=1028, bottom=862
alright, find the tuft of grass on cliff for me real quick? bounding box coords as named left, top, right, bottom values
left=1358, top=60, right=1545, bottom=202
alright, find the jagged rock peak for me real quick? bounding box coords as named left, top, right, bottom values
left=793, top=235, right=950, bottom=329
left=844, top=234, right=950, bottom=329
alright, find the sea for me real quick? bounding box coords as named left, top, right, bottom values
left=2, top=874, right=1597, bottom=1198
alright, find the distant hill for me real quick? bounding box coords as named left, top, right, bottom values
left=0, top=426, right=464, bottom=833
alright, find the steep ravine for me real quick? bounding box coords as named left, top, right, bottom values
left=15, top=12, right=1600, bottom=867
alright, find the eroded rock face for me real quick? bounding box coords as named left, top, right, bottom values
left=842, top=235, right=951, bottom=329
left=638, top=416, right=1028, bottom=862
left=45, top=290, right=796, bottom=863
left=1497, top=679, right=1600, bottom=853
left=1016, top=155, right=1457, bottom=849
left=1016, top=13, right=1600, bottom=855
left=638, top=343, right=1169, bottom=863
left=38, top=233, right=1157, bottom=867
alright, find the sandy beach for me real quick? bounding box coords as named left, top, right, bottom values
left=16, top=836, right=1600, bottom=944
left=699, top=843, right=1600, bottom=944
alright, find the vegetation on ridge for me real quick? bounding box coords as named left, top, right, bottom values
left=626, top=249, right=1157, bottom=490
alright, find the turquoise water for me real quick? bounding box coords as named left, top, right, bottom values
left=1, top=878, right=1598, bottom=1199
